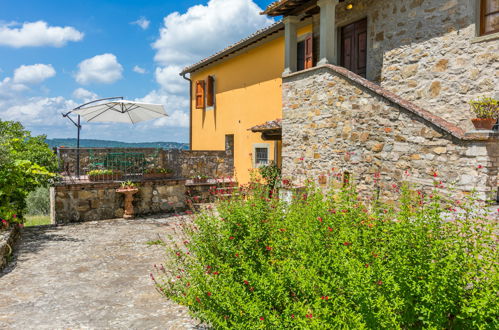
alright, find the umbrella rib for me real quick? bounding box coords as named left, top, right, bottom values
left=126, top=107, right=136, bottom=124
left=87, top=107, right=114, bottom=122
left=128, top=106, right=166, bottom=116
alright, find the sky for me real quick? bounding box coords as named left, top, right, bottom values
left=0, top=0, right=274, bottom=143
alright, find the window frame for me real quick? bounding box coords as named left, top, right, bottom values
left=480, top=0, right=499, bottom=36
left=252, top=143, right=270, bottom=168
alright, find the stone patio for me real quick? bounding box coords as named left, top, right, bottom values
left=0, top=215, right=201, bottom=329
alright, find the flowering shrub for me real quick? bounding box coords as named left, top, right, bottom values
left=155, top=182, right=498, bottom=328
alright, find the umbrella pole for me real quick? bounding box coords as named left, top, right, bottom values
left=77, top=115, right=81, bottom=178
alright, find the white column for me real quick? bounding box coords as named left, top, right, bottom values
left=283, top=16, right=299, bottom=75
left=317, top=0, right=339, bottom=65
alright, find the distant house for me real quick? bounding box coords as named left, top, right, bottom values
left=181, top=0, right=498, bottom=201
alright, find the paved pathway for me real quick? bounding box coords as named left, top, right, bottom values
left=0, top=216, right=201, bottom=330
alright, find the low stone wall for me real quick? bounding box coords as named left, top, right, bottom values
left=51, top=179, right=186, bottom=224
left=0, top=225, right=20, bottom=271
left=282, top=65, right=499, bottom=202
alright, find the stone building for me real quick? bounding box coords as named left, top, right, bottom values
left=183, top=0, right=498, bottom=201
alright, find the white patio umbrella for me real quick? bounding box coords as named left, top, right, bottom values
left=71, top=99, right=167, bottom=123
left=62, top=97, right=168, bottom=176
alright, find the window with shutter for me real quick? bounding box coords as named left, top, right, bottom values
left=481, top=0, right=499, bottom=35
left=304, top=35, right=313, bottom=69
left=195, top=80, right=205, bottom=109
left=206, top=76, right=215, bottom=107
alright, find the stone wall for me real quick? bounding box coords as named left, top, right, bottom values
left=58, top=136, right=234, bottom=179
left=51, top=179, right=186, bottom=224
left=282, top=65, right=499, bottom=201
left=328, top=0, right=499, bottom=131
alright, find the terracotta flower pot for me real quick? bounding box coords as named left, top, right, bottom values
left=471, top=118, right=497, bottom=130
left=116, top=188, right=139, bottom=219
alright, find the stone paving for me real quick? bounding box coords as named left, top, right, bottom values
left=0, top=215, right=201, bottom=330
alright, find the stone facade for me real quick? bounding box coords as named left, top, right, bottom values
left=282, top=65, right=499, bottom=201
left=51, top=179, right=187, bottom=224
left=325, top=0, right=499, bottom=130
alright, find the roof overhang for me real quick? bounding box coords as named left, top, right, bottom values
left=249, top=119, right=282, bottom=141
left=263, top=0, right=316, bottom=17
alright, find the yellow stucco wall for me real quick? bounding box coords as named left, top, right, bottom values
left=190, top=25, right=311, bottom=184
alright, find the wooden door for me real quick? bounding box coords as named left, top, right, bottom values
left=341, top=18, right=367, bottom=77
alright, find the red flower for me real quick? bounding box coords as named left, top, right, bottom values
left=320, top=296, right=329, bottom=300
left=343, top=242, right=351, bottom=246
left=377, top=280, right=383, bottom=285
left=478, top=165, right=483, bottom=169
left=317, top=217, right=323, bottom=223
left=244, top=280, right=249, bottom=285
left=235, top=253, right=239, bottom=257
left=365, top=263, right=369, bottom=268
left=207, top=292, right=212, bottom=296
left=433, top=172, right=438, bottom=177
left=213, top=271, right=219, bottom=275
left=291, top=314, right=295, bottom=319
left=196, top=297, right=201, bottom=303
left=328, top=227, right=333, bottom=232
left=229, top=236, right=235, bottom=240
left=279, top=228, right=286, bottom=232
left=260, top=317, right=264, bottom=321
left=266, top=246, right=272, bottom=251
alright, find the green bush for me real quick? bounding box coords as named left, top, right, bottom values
left=26, top=186, right=50, bottom=216
left=0, top=120, right=56, bottom=227
left=155, top=182, right=498, bottom=329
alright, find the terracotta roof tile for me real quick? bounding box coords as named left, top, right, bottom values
left=249, top=119, right=282, bottom=132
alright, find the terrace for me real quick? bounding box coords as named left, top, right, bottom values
left=50, top=136, right=236, bottom=224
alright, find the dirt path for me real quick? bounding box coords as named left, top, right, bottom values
left=0, top=216, right=200, bottom=330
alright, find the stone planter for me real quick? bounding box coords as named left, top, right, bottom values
left=144, top=172, right=174, bottom=180
left=471, top=118, right=497, bottom=130
left=116, top=188, right=139, bottom=219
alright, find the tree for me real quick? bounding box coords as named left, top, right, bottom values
left=0, top=120, right=57, bottom=224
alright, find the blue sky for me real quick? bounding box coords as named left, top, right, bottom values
left=0, top=0, right=273, bottom=143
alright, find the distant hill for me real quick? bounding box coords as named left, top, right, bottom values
left=46, top=138, right=189, bottom=150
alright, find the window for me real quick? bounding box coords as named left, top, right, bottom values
left=297, top=35, right=314, bottom=71
left=480, top=0, right=499, bottom=35
left=253, top=143, right=269, bottom=167
left=206, top=75, right=215, bottom=107
left=195, top=80, right=205, bottom=109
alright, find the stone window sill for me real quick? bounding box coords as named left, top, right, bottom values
left=471, top=32, right=499, bottom=44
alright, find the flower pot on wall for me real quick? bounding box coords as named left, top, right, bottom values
left=471, top=118, right=497, bottom=130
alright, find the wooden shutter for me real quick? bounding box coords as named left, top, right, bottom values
left=195, top=80, right=205, bottom=109
left=304, top=35, right=313, bottom=69
left=481, top=0, right=499, bottom=35
left=206, top=76, right=215, bottom=107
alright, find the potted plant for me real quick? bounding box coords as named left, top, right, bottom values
left=116, top=181, right=140, bottom=219
left=144, top=167, right=174, bottom=179
left=192, top=174, right=209, bottom=184
left=470, top=97, right=498, bottom=130
left=87, top=169, right=122, bottom=181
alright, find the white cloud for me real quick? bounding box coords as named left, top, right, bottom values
left=131, top=17, right=150, bottom=30
left=133, top=65, right=147, bottom=74
left=75, top=53, right=123, bottom=85
left=137, top=90, right=189, bottom=127
left=152, top=0, right=273, bottom=66
left=0, top=21, right=84, bottom=48
left=0, top=96, right=77, bottom=125
left=154, top=65, right=185, bottom=94
left=13, top=64, right=56, bottom=85
left=72, top=88, right=98, bottom=102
